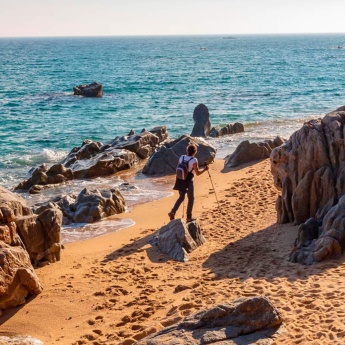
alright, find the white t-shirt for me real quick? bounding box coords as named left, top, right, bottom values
left=179, top=155, right=198, bottom=173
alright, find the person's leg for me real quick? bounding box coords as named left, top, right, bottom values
left=186, top=181, right=195, bottom=221
left=170, top=190, right=186, bottom=217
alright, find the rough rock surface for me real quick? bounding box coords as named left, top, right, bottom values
left=190, top=104, right=211, bottom=137
left=149, top=219, right=206, bottom=262
left=137, top=296, right=282, bottom=344
left=289, top=195, right=345, bottom=264
left=270, top=106, right=345, bottom=225
left=0, top=187, right=43, bottom=310
left=33, top=188, right=126, bottom=225
left=73, top=81, right=103, bottom=97
left=0, top=186, right=62, bottom=266
left=15, top=127, right=168, bottom=191
left=209, top=122, right=245, bottom=137
left=225, top=136, right=284, bottom=168
left=143, top=135, right=216, bottom=176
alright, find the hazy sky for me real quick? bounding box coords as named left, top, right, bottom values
left=1, top=0, right=345, bottom=37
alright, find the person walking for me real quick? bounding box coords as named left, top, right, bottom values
left=168, top=143, right=208, bottom=222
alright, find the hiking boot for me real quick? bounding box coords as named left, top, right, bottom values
left=168, top=212, right=175, bottom=220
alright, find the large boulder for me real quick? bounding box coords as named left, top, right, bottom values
left=137, top=296, right=282, bottom=344
left=33, top=188, right=126, bottom=225
left=225, top=136, right=284, bottom=168
left=0, top=186, right=62, bottom=266
left=73, top=81, right=103, bottom=97
left=0, top=242, right=43, bottom=310
left=0, top=187, right=43, bottom=310
left=15, top=127, right=168, bottom=191
left=191, top=104, right=211, bottom=137
left=149, top=219, right=206, bottom=262
left=270, top=106, right=345, bottom=224
left=142, top=135, right=216, bottom=176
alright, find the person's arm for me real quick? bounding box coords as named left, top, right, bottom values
left=192, top=161, right=209, bottom=176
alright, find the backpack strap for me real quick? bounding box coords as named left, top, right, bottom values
left=187, top=157, right=194, bottom=172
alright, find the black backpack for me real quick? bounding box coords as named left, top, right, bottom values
left=176, top=156, right=193, bottom=180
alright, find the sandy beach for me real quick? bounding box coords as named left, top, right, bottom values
left=2, top=158, right=345, bottom=344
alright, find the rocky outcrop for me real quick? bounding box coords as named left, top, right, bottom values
left=73, top=81, right=103, bottom=97
left=225, top=136, right=284, bottom=168
left=0, top=187, right=43, bottom=310
left=137, top=296, right=282, bottom=344
left=289, top=195, right=345, bottom=265
left=142, top=134, right=216, bottom=176
left=270, top=107, right=345, bottom=225
left=149, top=219, right=206, bottom=262
left=15, top=127, right=168, bottom=191
left=190, top=104, right=211, bottom=137
left=209, top=122, right=245, bottom=137
left=0, top=186, right=62, bottom=266
left=0, top=242, right=43, bottom=310
left=33, top=188, right=126, bottom=225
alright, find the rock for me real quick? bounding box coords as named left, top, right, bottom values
left=225, top=136, right=284, bottom=168
left=289, top=195, right=345, bottom=264
left=143, top=134, right=216, bottom=176
left=271, top=107, right=345, bottom=224
left=191, top=104, right=211, bottom=137
left=34, top=188, right=126, bottom=225
left=0, top=335, right=43, bottom=345
left=208, top=122, right=245, bottom=138
left=73, top=81, right=103, bottom=97
left=149, top=219, right=206, bottom=262
left=15, top=204, right=62, bottom=265
left=137, top=296, right=282, bottom=344
left=0, top=241, right=43, bottom=310
left=15, top=127, right=168, bottom=191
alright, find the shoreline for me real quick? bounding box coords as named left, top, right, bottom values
left=2, top=158, right=345, bottom=344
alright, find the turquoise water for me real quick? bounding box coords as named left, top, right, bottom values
left=1, top=34, right=345, bottom=189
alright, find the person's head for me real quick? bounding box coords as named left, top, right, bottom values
left=187, top=143, right=197, bottom=156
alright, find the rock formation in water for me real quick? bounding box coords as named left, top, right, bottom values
left=73, top=81, right=103, bottom=97
left=15, top=127, right=168, bottom=191
left=137, top=296, right=282, bottom=344
left=142, top=134, right=216, bottom=176
left=225, top=136, right=284, bottom=168
left=209, top=122, right=244, bottom=138
left=149, top=219, right=206, bottom=262
left=190, top=104, right=211, bottom=137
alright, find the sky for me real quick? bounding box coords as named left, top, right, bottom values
left=1, top=0, right=345, bottom=37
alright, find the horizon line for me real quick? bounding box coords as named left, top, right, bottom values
left=1, top=32, right=345, bottom=39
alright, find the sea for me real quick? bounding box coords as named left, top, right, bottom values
left=1, top=34, right=345, bottom=242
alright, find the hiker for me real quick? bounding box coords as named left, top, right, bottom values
left=168, top=143, right=208, bottom=222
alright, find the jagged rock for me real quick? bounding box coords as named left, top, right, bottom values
left=33, top=188, right=126, bottom=225
left=137, top=296, right=282, bottom=344
left=191, top=104, right=211, bottom=137
left=0, top=241, right=43, bottom=310
left=289, top=195, right=345, bottom=264
left=15, top=127, right=168, bottom=191
left=73, top=81, right=103, bottom=97
left=143, top=135, right=216, bottom=176
left=15, top=204, right=62, bottom=265
left=149, top=219, right=206, bottom=262
left=225, top=136, right=284, bottom=168
left=209, top=122, right=245, bottom=137
left=271, top=107, right=345, bottom=224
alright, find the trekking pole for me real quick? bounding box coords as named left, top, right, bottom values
left=205, top=163, right=222, bottom=214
